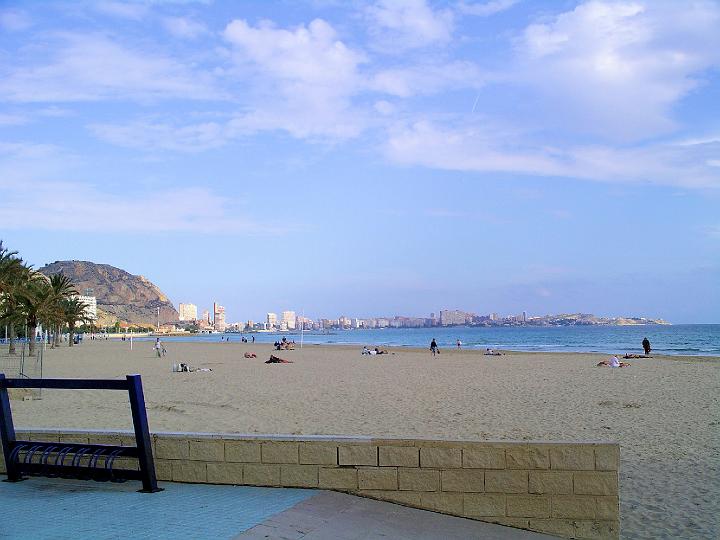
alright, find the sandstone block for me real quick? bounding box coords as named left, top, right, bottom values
left=528, top=471, right=573, bottom=495
left=506, top=447, right=549, bottom=469
left=463, top=494, right=505, bottom=517
left=59, top=435, right=89, bottom=444
left=87, top=435, right=123, bottom=446
left=319, top=467, right=358, bottom=490
left=243, top=464, right=280, bottom=486
left=171, top=461, right=207, bottom=483
left=463, top=447, right=505, bottom=469
left=281, top=464, right=319, bottom=487
left=225, top=441, right=261, bottom=463
left=358, top=467, right=398, bottom=490
left=420, top=447, right=461, bottom=469
left=551, top=495, right=596, bottom=519
left=441, top=469, right=484, bottom=492
left=379, top=446, right=419, bottom=467
left=156, top=438, right=189, bottom=460
left=419, top=492, right=463, bottom=515
left=485, top=470, right=528, bottom=494
left=207, top=463, right=244, bottom=484
left=528, top=519, right=577, bottom=538
left=154, top=459, right=173, bottom=481
left=189, top=439, right=224, bottom=462
left=299, top=443, right=337, bottom=465
left=398, top=468, right=439, bottom=492
left=261, top=442, right=298, bottom=464
left=594, top=446, right=619, bottom=471
left=549, top=446, right=595, bottom=471
left=360, top=490, right=421, bottom=506
left=595, top=496, right=620, bottom=520
left=507, top=495, right=551, bottom=518
left=574, top=472, right=618, bottom=496
left=339, top=445, right=377, bottom=466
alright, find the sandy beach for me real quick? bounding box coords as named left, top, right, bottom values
left=9, top=341, right=719, bottom=539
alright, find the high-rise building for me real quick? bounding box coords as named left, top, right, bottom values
left=440, top=310, right=468, bottom=326
left=267, top=312, right=277, bottom=329
left=178, top=303, right=198, bottom=321
left=213, top=302, right=226, bottom=331
left=522, top=311, right=527, bottom=323
left=74, top=295, right=97, bottom=321
left=281, top=311, right=296, bottom=330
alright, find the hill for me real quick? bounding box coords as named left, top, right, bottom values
left=39, top=260, right=178, bottom=326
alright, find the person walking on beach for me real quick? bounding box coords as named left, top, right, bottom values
left=456, top=339, right=462, bottom=349
left=642, top=337, right=651, bottom=356
left=430, top=339, right=440, bottom=357
left=154, top=338, right=163, bottom=358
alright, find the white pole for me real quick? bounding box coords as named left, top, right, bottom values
left=300, top=309, right=304, bottom=349
left=130, top=328, right=133, bottom=350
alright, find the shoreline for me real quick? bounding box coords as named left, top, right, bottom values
left=123, top=337, right=720, bottom=359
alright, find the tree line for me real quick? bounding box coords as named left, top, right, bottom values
left=0, top=241, right=89, bottom=355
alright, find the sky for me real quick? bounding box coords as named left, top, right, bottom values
left=1, top=0, right=719, bottom=324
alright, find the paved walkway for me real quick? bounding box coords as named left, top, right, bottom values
left=0, top=478, right=553, bottom=539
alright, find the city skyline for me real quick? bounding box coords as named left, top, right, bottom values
left=1, top=1, right=718, bottom=324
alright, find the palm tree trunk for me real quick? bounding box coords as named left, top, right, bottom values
left=8, top=323, right=16, bottom=355
left=28, top=323, right=37, bottom=355
left=68, top=323, right=75, bottom=347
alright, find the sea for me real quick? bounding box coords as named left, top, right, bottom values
left=135, top=324, right=720, bottom=357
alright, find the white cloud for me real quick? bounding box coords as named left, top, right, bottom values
left=458, top=0, right=519, bottom=17
left=90, top=119, right=228, bottom=152
left=0, top=9, right=31, bottom=31
left=385, top=120, right=720, bottom=188
left=0, top=34, right=220, bottom=102
left=371, top=61, right=484, bottom=97
left=514, top=1, right=720, bottom=141
left=366, top=0, right=454, bottom=50
left=223, top=18, right=367, bottom=139
left=0, top=182, right=266, bottom=234
left=162, top=16, right=208, bottom=39
left=0, top=113, right=28, bottom=126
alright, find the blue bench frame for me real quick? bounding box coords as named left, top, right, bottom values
left=0, top=373, right=162, bottom=493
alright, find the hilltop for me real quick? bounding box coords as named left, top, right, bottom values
left=39, top=260, right=178, bottom=326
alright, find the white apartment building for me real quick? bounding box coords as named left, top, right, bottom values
left=281, top=311, right=296, bottom=330
left=267, top=312, right=277, bottom=328
left=178, top=303, right=198, bottom=321
left=75, top=295, right=97, bottom=321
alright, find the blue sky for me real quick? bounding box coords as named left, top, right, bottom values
left=1, top=0, right=718, bottom=323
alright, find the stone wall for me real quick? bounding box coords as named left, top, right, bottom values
left=2, top=430, right=619, bottom=539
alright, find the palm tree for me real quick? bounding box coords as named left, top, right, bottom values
left=61, top=297, right=89, bottom=347
left=15, top=272, right=54, bottom=356
left=48, top=273, right=78, bottom=347
left=0, top=242, right=30, bottom=355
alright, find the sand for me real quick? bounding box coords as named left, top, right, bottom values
left=9, top=341, right=720, bottom=539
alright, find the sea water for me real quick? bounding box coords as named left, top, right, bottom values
left=136, top=324, right=720, bottom=356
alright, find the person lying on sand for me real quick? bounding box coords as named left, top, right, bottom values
left=173, top=363, right=212, bottom=373
left=266, top=355, right=293, bottom=364
left=374, top=347, right=389, bottom=355
left=623, top=353, right=652, bottom=359
left=244, top=352, right=257, bottom=358
left=597, top=356, right=630, bottom=368
left=484, top=348, right=503, bottom=356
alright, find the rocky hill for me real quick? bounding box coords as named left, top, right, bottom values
left=39, top=261, right=178, bottom=326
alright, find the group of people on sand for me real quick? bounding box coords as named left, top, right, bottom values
left=362, top=346, right=389, bottom=355
left=274, top=337, right=295, bottom=350
left=597, top=338, right=653, bottom=368
left=430, top=339, right=503, bottom=357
